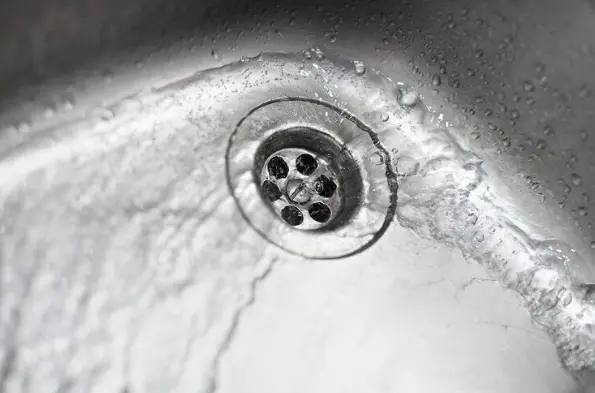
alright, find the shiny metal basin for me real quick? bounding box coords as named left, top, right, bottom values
left=1, top=0, right=595, bottom=392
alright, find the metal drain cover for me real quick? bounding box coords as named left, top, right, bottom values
left=226, top=99, right=396, bottom=259
left=256, top=130, right=357, bottom=231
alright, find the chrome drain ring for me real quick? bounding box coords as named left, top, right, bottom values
left=226, top=98, right=397, bottom=259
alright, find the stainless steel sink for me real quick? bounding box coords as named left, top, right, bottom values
left=1, top=0, right=595, bottom=392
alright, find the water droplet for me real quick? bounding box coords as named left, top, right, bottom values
left=329, top=34, right=337, bottom=43
left=62, top=99, right=74, bottom=111
left=95, top=108, right=114, bottom=121
left=397, top=88, right=419, bottom=108
left=211, top=49, right=221, bottom=61
left=591, top=241, right=595, bottom=249
left=473, top=231, right=485, bottom=243
left=579, top=207, right=588, bottom=217
left=44, top=107, right=55, bottom=118
left=525, top=175, right=534, bottom=184
left=571, top=174, right=583, bottom=187
left=380, top=113, right=389, bottom=122
left=475, top=49, right=484, bottom=58
left=531, top=182, right=540, bottom=191
left=431, top=74, right=442, bottom=86
left=303, top=49, right=313, bottom=59
left=523, top=81, right=535, bottom=92
left=314, top=48, right=325, bottom=60
left=502, top=138, right=511, bottom=147
left=511, top=110, right=520, bottom=119
left=475, top=96, right=485, bottom=104
left=535, top=139, right=546, bottom=150
left=512, top=93, right=521, bottom=102
left=439, top=65, right=447, bottom=75
left=484, top=108, right=493, bottom=116
left=544, top=125, right=554, bottom=136
left=488, top=122, right=497, bottom=131
left=470, top=130, right=480, bottom=139
left=560, top=290, right=573, bottom=306
left=396, top=155, right=420, bottom=176
left=467, top=213, right=478, bottom=225
left=467, top=69, right=475, bottom=77
left=353, top=60, right=365, bottom=75
left=369, top=152, right=384, bottom=165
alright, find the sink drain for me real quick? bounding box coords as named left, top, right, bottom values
left=256, top=128, right=361, bottom=231
left=226, top=98, right=396, bottom=259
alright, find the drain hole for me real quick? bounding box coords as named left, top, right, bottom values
left=314, top=175, right=337, bottom=198
left=268, top=156, right=289, bottom=179
left=281, top=205, right=304, bottom=226
left=261, top=180, right=282, bottom=202
left=296, top=154, right=318, bottom=175
left=309, top=202, right=331, bottom=223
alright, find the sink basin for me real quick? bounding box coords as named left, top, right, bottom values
left=1, top=0, right=595, bottom=392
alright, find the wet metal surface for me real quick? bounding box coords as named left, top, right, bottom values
left=2, top=0, right=595, bottom=391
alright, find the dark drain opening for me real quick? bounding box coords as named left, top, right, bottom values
left=296, top=153, right=318, bottom=175
left=314, top=175, right=337, bottom=198
left=268, top=156, right=289, bottom=179
left=262, top=180, right=282, bottom=202
left=281, top=205, right=304, bottom=226
left=309, top=202, right=331, bottom=223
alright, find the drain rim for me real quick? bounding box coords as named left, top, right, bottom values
left=225, top=98, right=398, bottom=259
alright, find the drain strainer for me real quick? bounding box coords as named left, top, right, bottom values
left=226, top=98, right=396, bottom=259
left=256, top=127, right=361, bottom=231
